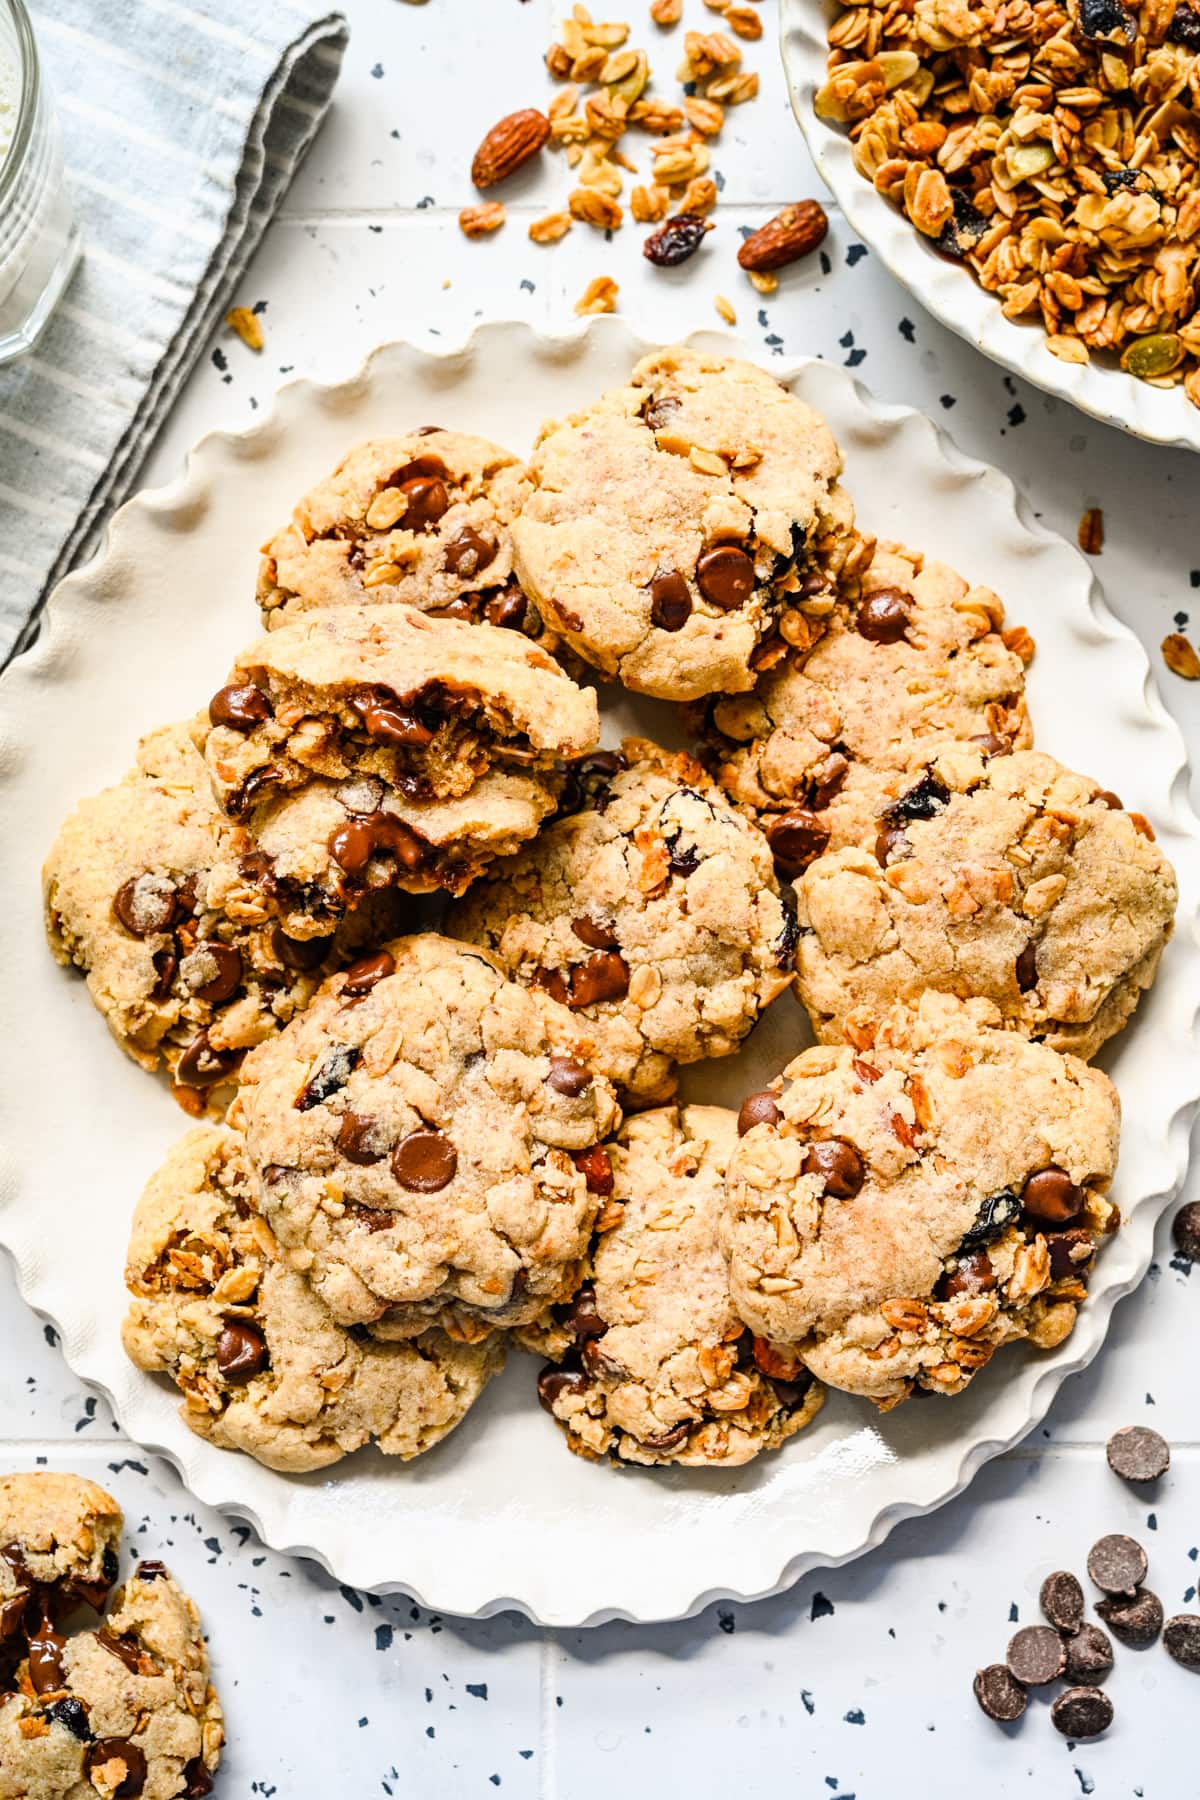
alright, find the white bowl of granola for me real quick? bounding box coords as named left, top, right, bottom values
left=781, top=0, right=1200, bottom=451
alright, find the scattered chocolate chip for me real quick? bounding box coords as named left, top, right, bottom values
left=1046, top=1227, right=1096, bottom=1281
left=296, top=1044, right=360, bottom=1110
left=802, top=1137, right=865, bottom=1199
left=84, top=1737, right=149, bottom=1797
left=208, top=682, right=271, bottom=732
left=484, top=583, right=528, bottom=632
left=1051, top=1685, right=1113, bottom=1740
left=1016, top=941, right=1039, bottom=992
left=856, top=588, right=910, bottom=644
left=183, top=1758, right=216, bottom=1799
left=175, top=1031, right=237, bottom=1088
left=537, top=1364, right=589, bottom=1411
left=973, top=1663, right=1027, bottom=1723
left=443, top=526, right=498, bottom=578
left=738, top=1091, right=782, bottom=1136
left=1022, top=1166, right=1083, bottom=1224
left=562, top=1282, right=607, bottom=1342
left=336, top=1112, right=389, bottom=1165
left=696, top=545, right=755, bottom=612
left=547, top=1054, right=592, bottom=1097
left=342, top=950, right=396, bottom=996
left=392, top=1129, right=457, bottom=1192
left=570, top=915, right=618, bottom=950
left=1172, top=1199, right=1200, bottom=1261
left=936, top=1248, right=996, bottom=1301
left=570, top=950, right=630, bottom=1008
left=642, top=211, right=711, bottom=266
left=187, top=942, right=243, bottom=1005
left=49, top=1695, right=93, bottom=1740
left=1040, top=1570, right=1085, bottom=1635
left=1096, top=1587, right=1163, bottom=1646
left=1064, top=1622, right=1113, bottom=1684
left=1007, top=1624, right=1066, bottom=1686
left=216, top=1320, right=267, bottom=1384
left=1164, top=1614, right=1200, bottom=1669
left=571, top=1145, right=614, bottom=1195
left=961, top=1188, right=1020, bottom=1249
left=113, top=874, right=177, bottom=938
left=1106, top=1424, right=1170, bottom=1484
left=648, top=568, right=692, bottom=632
left=1087, top=1533, right=1148, bottom=1596
left=765, top=808, right=830, bottom=877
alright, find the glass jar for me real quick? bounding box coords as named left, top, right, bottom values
left=0, top=0, right=79, bottom=363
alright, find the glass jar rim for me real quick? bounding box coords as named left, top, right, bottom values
left=0, top=0, right=39, bottom=211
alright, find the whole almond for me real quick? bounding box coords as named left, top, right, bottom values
left=738, top=201, right=829, bottom=272
left=471, top=109, right=552, bottom=189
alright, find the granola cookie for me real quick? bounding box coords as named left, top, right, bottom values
left=697, top=541, right=1034, bottom=876
left=0, top=1472, right=223, bottom=1798
left=511, top=344, right=867, bottom=701
left=530, top=1106, right=825, bottom=1467
left=722, top=992, right=1122, bottom=1407
left=257, top=430, right=543, bottom=634
left=42, top=719, right=394, bottom=1107
left=232, top=934, right=622, bottom=1336
left=795, top=743, right=1177, bottom=1058
left=203, top=604, right=598, bottom=920
left=123, top=1126, right=503, bottom=1473
left=447, top=740, right=796, bottom=1102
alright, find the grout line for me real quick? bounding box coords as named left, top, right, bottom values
left=270, top=199, right=848, bottom=228
left=538, top=1628, right=559, bottom=1800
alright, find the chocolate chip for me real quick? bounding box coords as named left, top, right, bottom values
left=98, top=1629, right=144, bottom=1672
left=483, top=582, right=529, bottom=632
left=85, top=1738, right=148, bottom=1797
left=27, top=1612, right=66, bottom=1692
left=1016, top=941, right=1038, bottom=992
left=571, top=1145, right=614, bottom=1195
left=570, top=950, right=630, bottom=1008
left=1051, top=1686, right=1113, bottom=1740
left=49, top=1696, right=92, bottom=1740
left=570, top=915, right=618, bottom=950
left=802, top=1138, right=865, bottom=1199
left=547, top=1054, right=592, bottom=1097
left=642, top=395, right=681, bottom=432
left=228, top=762, right=287, bottom=817
left=1040, top=1570, right=1085, bottom=1635
left=175, top=1031, right=237, bottom=1088
left=537, top=1364, right=589, bottom=1412
left=936, top=1248, right=996, bottom=1301
left=216, top=1320, right=267, bottom=1384
left=392, top=1129, right=457, bottom=1192
left=113, top=874, right=178, bottom=938
left=638, top=1423, right=690, bottom=1452
left=1022, top=1166, right=1083, bottom=1224
left=562, top=1282, right=607, bottom=1341
left=1064, top=1622, right=1113, bottom=1684
left=150, top=946, right=178, bottom=1000
left=970, top=733, right=1011, bottom=758
left=1096, top=1587, right=1163, bottom=1646
left=329, top=812, right=427, bottom=878
left=342, top=950, right=396, bottom=996
left=187, top=942, right=243, bottom=1005
left=737, top=1091, right=781, bottom=1136
left=1007, top=1624, right=1066, bottom=1686
left=352, top=689, right=434, bottom=748
left=775, top=898, right=799, bottom=970
left=443, top=526, right=498, bottom=578
left=1172, top=1199, right=1200, bottom=1261
left=648, top=569, right=692, bottom=631
left=532, top=965, right=570, bottom=1006
left=882, top=771, right=949, bottom=825
left=208, top=682, right=271, bottom=732
left=696, top=545, right=755, bottom=612
left=272, top=928, right=330, bottom=972
left=335, top=1112, right=389, bottom=1165
left=1087, top=1533, right=1148, bottom=1596
left=296, top=1044, right=360, bottom=1110
left=1046, top=1226, right=1096, bottom=1281
left=350, top=1205, right=395, bottom=1234
left=856, top=589, right=910, bottom=644
left=874, top=823, right=909, bottom=867
left=1164, top=1614, right=1200, bottom=1669
left=183, top=1758, right=216, bottom=1798
left=765, top=808, right=830, bottom=877
left=973, top=1663, right=1027, bottom=1723
left=1106, top=1424, right=1170, bottom=1484
left=135, top=1561, right=166, bottom=1581
left=399, top=474, right=449, bottom=528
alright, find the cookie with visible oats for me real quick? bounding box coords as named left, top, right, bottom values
left=722, top=991, right=1121, bottom=1408
left=696, top=540, right=1034, bottom=877
left=123, top=1125, right=502, bottom=1473
left=511, top=344, right=869, bottom=701
left=232, top=934, right=622, bottom=1338
left=793, top=742, right=1177, bottom=1058
left=0, top=1472, right=223, bottom=1799
left=529, top=1105, right=824, bottom=1467
left=447, top=739, right=796, bottom=1102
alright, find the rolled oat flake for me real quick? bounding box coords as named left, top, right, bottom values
left=1106, top=1424, right=1170, bottom=1483
left=1051, top=1685, right=1114, bottom=1740
left=1163, top=1614, right=1200, bottom=1669
left=1064, top=1622, right=1114, bottom=1684
left=1040, top=1570, right=1084, bottom=1635
left=1096, top=1586, right=1164, bottom=1647
left=1006, top=1624, right=1066, bottom=1686
left=973, top=1663, right=1027, bottom=1723
left=1087, top=1532, right=1148, bottom=1595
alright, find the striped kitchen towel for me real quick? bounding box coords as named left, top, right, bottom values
left=0, top=0, right=348, bottom=662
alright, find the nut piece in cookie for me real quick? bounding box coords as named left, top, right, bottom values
left=203, top=605, right=599, bottom=929
left=526, top=1105, right=824, bottom=1467
left=257, top=430, right=545, bottom=637
left=232, top=933, right=622, bottom=1338
left=696, top=541, right=1034, bottom=876
left=123, top=1125, right=502, bottom=1472
left=0, top=1472, right=223, bottom=1797
left=447, top=738, right=797, bottom=1101
left=722, top=991, right=1122, bottom=1407
left=511, top=344, right=871, bottom=701
left=794, top=743, right=1177, bottom=1058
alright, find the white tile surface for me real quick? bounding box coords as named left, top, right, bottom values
left=7, top=0, right=1200, bottom=1792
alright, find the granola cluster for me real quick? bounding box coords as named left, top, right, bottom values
left=817, top=0, right=1200, bottom=404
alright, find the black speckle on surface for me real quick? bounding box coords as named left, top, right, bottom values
left=717, top=1608, right=736, bottom=1634
left=370, top=62, right=383, bottom=78
left=43, top=1323, right=58, bottom=1347
left=801, top=1690, right=815, bottom=1715
left=845, top=348, right=866, bottom=368
left=846, top=243, right=867, bottom=266
left=519, top=278, right=535, bottom=293
left=1075, top=1772, right=1095, bottom=1795
left=939, top=394, right=956, bottom=409
left=819, top=250, right=832, bottom=276
left=375, top=1625, right=393, bottom=1651
left=1174, top=610, right=1189, bottom=628
left=466, top=1683, right=488, bottom=1700
left=1007, top=405, right=1026, bottom=428
left=899, top=317, right=915, bottom=342
left=367, top=223, right=382, bottom=234
left=1009, top=1602, right=1019, bottom=1622
left=211, top=348, right=228, bottom=373
left=811, top=1592, right=835, bottom=1621
left=839, top=330, right=854, bottom=349
left=1190, top=570, right=1200, bottom=587
left=341, top=1585, right=364, bottom=1613
left=74, top=1396, right=97, bottom=1433
left=1148, top=1513, right=1158, bottom=1531
left=714, top=169, right=726, bottom=192
left=416, top=195, right=435, bottom=210
left=844, top=1708, right=865, bottom=1725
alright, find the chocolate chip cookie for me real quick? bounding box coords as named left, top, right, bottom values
left=722, top=991, right=1121, bottom=1407
left=511, top=345, right=869, bottom=701
left=447, top=739, right=796, bottom=1101
left=696, top=541, right=1034, bottom=877
left=232, top=933, right=622, bottom=1337
left=42, top=719, right=395, bottom=1109
left=123, top=1125, right=503, bottom=1472
left=0, top=1471, right=223, bottom=1797
left=257, top=430, right=541, bottom=635
left=203, top=604, right=598, bottom=916
left=530, top=1106, right=824, bottom=1467
left=794, top=743, right=1177, bottom=1058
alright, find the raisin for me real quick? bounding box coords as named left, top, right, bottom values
left=882, top=771, right=950, bottom=826
left=296, top=1044, right=361, bottom=1110
left=643, top=212, right=713, bottom=267
left=960, top=1189, right=1021, bottom=1249
left=1079, top=0, right=1135, bottom=38
left=937, top=189, right=989, bottom=260
left=1168, top=1, right=1200, bottom=45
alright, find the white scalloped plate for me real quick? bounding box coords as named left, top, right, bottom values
left=2, top=320, right=1199, bottom=1626
left=780, top=0, right=1200, bottom=453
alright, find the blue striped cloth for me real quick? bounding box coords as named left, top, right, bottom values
left=1, top=0, right=348, bottom=661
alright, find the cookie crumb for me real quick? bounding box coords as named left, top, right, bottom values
left=575, top=275, right=620, bottom=315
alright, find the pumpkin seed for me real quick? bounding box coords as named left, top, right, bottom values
left=1121, top=333, right=1184, bottom=379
